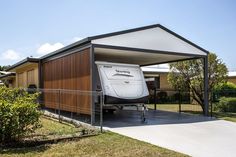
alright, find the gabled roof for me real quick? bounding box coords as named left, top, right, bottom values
left=8, top=24, right=209, bottom=69
left=91, top=24, right=209, bottom=54
left=40, top=24, right=209, bottom=60
left=6, top=57, right=39, bottom=71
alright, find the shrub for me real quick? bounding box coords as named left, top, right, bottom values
left=157, top=91, right=168, bottom=103
left=0, top=86, right=41, bottom=143
left=213, top=82, right=236, bottom=101
left=214, top=97, right=236, bottom=112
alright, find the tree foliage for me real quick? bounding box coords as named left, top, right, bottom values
left=167, top=53, right=228, bottom=113
left=0, top=65, right=10, bottom=71
left=0, top=86, right=41, bottom=143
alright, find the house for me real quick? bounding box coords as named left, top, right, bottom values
left=6, top=58, right=39, bottom=88
left=142, top=65, right=173, bottom=90
left=228, top=72, right=236, bottom=84
left=4, top=24, right=210, bottom=123
left=142, top=66, right=236, bottom=90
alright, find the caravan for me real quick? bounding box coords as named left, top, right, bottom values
left=96, top=61, right=149, bottom=104
left=95, top=61, right=149, bottom=120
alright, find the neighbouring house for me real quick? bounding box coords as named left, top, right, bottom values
left=142, top=66, right=236, bottom=90
left=228, top=72, right=236, bottom=84
left=142, top=66, right=236, bottom=104
left=6, top=58, right=39, bottom=88
left=5, top=24, right=210, bottom=123
left=142, top=65, right=173, bottom=90
left=0, top=71, right=16, bottom=87
left=142, top=65, right=190, bottom=104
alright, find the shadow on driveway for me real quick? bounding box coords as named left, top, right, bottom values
left=103, top=109, right=216, bottom=128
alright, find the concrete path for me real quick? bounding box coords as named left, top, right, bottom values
left=103, top=110, right=236, bottom=157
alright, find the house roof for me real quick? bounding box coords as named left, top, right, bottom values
left=142, top=66, right=170, bottom=73
left=40, top=24, right=209, bottom=60
left=142, top=66, right=236, bottom=79
left=8, top=24, right=209, bottom=69
left=228, top=71, right=236, bottom=77
left=0, top=72, right=16, bottom=79
left=6, top=57, right=39, bottom=71
left=0, top=71, right=13, bottom=75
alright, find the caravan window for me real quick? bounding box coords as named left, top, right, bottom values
left=100, top=65, right=142, bottom=81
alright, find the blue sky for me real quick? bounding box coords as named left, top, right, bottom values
left=0, top=0, right=235, bottom=70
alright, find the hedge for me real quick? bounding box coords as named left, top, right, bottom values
left=213, top=82, right=236, bottom=101
left=215, top=97, right=236, bottom=112
left=0, top=86, right=41, bottom=143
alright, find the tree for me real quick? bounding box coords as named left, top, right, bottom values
left=167, top=53, right=228, bottom=113
left=0, top=65, right=10, bottom=71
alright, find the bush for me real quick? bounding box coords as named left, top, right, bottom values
left=213, top=82, right=236, bottom=101
left=215, top=97, right=236, bottom=112
left=157, top=91, right=168, bottom=103
left=0, top=86, right=41, bottom=143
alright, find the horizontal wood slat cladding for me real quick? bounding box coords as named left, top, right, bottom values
left=43, top=48, right=91, bottom=115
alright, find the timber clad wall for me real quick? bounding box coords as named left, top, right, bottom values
left=16, top=63, right=39, bottom=88
left=43, top=48, right=92, bottom=115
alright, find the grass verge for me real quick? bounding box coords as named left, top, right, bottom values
left=148, top=104, right=236, bottom=123
left=0, top=116, right=187, bottom=157
left=0, top=132, right=188, bottom=157
left=148, top=104, right=202, bottom=112
left=213, top=112, right=236, bottom=122
left=35, top=117, right=80, bottom=136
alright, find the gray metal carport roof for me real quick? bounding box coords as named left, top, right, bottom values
left=40, top=24, right=209, bottom=63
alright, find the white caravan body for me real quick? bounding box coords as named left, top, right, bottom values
left=95, top=61, right=149, bottom=104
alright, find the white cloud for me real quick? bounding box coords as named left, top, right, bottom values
left=2, top=49, right=21, bottom=60
left=37, top=43, right=64, bottom=55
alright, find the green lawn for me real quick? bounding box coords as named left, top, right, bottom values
left=0, top=132, right=187, bottom=157
left=0, top=117, right=188, bottom=157
left=148, top=104, right=202, bottom=113
left=148, top=104, right=236, bottom=123
left=35, top=117, right=80, bottom=136
left=213, top=112, right=236, bottom=122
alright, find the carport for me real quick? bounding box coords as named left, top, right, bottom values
left=90, top=24, right=209, bottom=116
left=13, top=24, right=209, bottom=125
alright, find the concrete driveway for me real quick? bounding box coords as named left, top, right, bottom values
left=103, top=109, right=236, bottom=157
